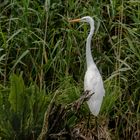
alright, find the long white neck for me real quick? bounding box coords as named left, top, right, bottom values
left=86, top=25, right=95, bottom=68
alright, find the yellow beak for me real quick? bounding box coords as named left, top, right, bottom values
left=69, top=18, right=81, bottom=23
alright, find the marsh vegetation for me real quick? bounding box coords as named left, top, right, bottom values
left=0, top=0, right=140, bottom=139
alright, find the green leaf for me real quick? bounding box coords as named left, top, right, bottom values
left=8, top=74, right=25, bottom=113
left=11, top=50, right=29, bottom=71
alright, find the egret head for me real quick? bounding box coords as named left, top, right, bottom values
left=69, top=16, right=94, bottom=34
left=81, top=16, right=94, bottom=24
left=69, top=16, right=94, bottom=23
left=69, top=16, right=94, bottom=30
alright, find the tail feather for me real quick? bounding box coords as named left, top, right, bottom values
left=86, top=95, right=103, bottom=116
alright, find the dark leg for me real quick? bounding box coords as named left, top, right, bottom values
left=87, top=112, right=91, bottom=129
left=95, top=116, right=98, bottom=140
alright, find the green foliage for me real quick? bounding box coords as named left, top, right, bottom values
left=0, top=0, right=140, bottom=139
left=56, top=76, right=81, bottom=104
left=9, top=74, right=25, bottom=113
left=101, top=79, right=120, bottom=115
left=0, top=74, right=51, bottom=139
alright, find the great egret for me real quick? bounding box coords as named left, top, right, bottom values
left=69, top=16, right=105, bottom=116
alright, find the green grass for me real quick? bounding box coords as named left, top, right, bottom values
left=0, top=0, right=140, bottom=139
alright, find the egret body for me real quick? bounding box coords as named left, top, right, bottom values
left=69, top=16, right=105, bottom=116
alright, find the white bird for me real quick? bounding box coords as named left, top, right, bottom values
left=69, top=16, right=105, bottom=116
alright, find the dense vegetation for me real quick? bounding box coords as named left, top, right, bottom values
left=0, top=0, right=140, bottom=139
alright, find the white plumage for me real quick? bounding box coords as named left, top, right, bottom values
left=84, top=65, right=105, bottom=116
left=70, top=16, right=105, bottom=116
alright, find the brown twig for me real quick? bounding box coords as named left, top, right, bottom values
left=67, top=90, right=94, bottom=112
